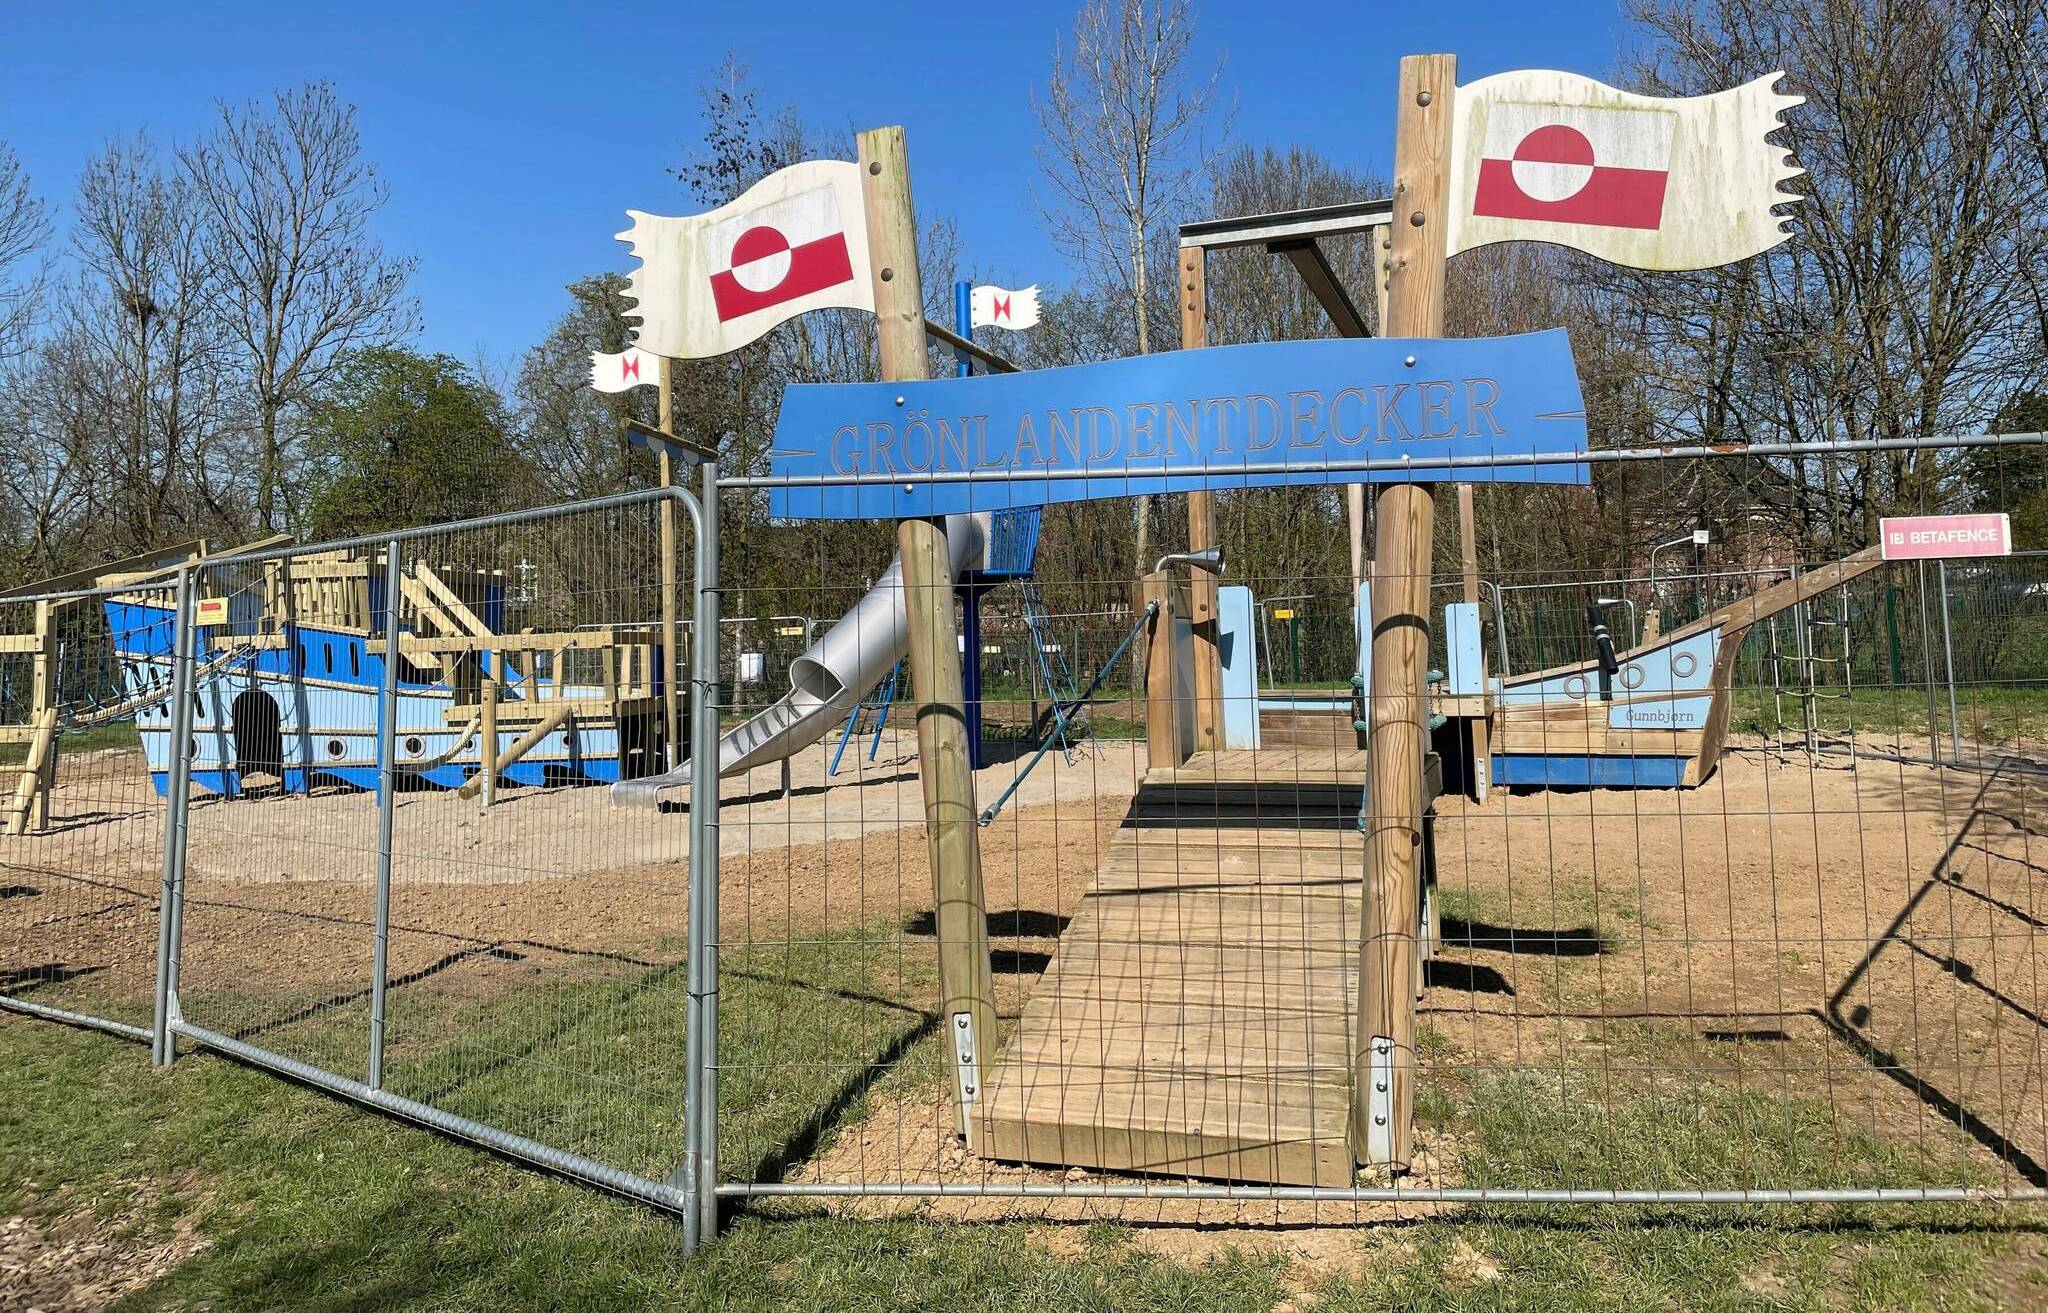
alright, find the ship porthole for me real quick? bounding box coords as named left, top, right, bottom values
left=403, top=736, right=424, bottom=758
left=1563, top=675, right=1588, bottom=700
left=1621, top=665, right=1645, bottom=690
left=326, top=738, right=346, bottom=760
left=1672, top=652, right=1698, bottom=678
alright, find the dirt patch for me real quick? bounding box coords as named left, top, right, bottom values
left=0, top=1181, right=208, bottom=1313
left=8, top=732, right=2048, bottom=1239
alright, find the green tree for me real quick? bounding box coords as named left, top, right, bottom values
left=301, top=346, right=536, bottom=540
left=1964, top=386, right=2048, bottom=547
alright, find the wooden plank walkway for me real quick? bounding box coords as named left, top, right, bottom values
left=978, top=748, right=1368, bottom=1186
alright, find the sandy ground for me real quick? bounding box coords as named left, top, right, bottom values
left=6, top=732, right=2048, bottom=1252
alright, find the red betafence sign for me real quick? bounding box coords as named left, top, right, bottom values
left=1879, top=512, right=2012, bottom=560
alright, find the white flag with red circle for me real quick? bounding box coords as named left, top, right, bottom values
left=588, top=346, right=660, bottom=393
left=970, top=284, right=1041, bottom=331
left=618, top=160, right=874, bottom=360
left=1446, top=70, right=1804, bottom=271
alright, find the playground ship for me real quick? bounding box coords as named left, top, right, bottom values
left=0, top=538, right=665, bottom=823
left=110, top=545, right=665, bottom=799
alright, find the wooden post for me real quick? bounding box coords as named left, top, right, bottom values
left=859, top=125, right=995, bottom=1142
left=1457, top=483, right=1490, bottom=801
left=478, top=676, right=498, bottom=810
left=1142, top=570, right=1189, bottom=771
left=29, top=600, right=52, bottom=830
left=1179, top=246, right=1223, bottom=756
left=1353, top=52, right=1454, bottom=1172
left=657, top=357, right=683, bottom=770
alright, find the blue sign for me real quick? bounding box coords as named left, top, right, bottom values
left=767, top=330, right=1587, bottom=520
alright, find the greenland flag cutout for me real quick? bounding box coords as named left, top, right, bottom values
left=618, top=160, right=875, bottom=360
left=970, top=284, right=1042, bottom=331
left=1447, top=70, right=1804, bottom=271
left=588, top=346, right=661, bottom=393
left=1473, top=105, right=1675, bottom=230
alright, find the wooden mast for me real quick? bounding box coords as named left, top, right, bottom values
left=858, top=126, right=996, bottom=1143
left=1353, top=52, right=1455, bottom=1171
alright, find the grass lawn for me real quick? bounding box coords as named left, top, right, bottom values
left=1728, top=682, right=2048, bottom=750
left=0, top=720, right=140, bottom=765
left=5, top=925, right=2047, bottom=1309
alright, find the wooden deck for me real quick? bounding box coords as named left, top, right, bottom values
left=978, top=748, right=1369, bottom=1186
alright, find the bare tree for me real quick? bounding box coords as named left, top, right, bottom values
left=0, top=142, right=49, bottom=366
left=1585, top=0, right=2048, bottom=552
left=1035, top=0, right=1228, bottom=570
left=56, top=136, right=233, bottom=553
left=182, top=82, right=417, bottom=532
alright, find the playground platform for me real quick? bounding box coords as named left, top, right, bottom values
left=980, top=746, right=1379, bottom=1187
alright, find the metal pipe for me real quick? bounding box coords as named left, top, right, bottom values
left=160, top=566, right=201, bottom=1061
left=718, top=1181, right=2043, bottom=1204
left=2, top=995, right=154, bottom=1043
left=173, top=1020, right=690, bottom=1213
left=718, top=430, right=2048, bottom=490
left=1938, top=561, right=1962, bottom=764
left=367, top=540, right=402, bottom=1091
left=150, top=567, right=193, bottom=1066
left=677, top=462, right=720, bottom=1254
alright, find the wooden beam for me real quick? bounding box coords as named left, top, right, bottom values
left=1353, top=52, right=1455, bottom=1173
left=1143, top=571, right=1190, bottom=771
left=1180, top=243, right=1224, bottom=755
left=455, top=703, right=570, bottom=800
left=0, top=538, right=205, bottom=600
left=1457, top=484, right=1490, bottom=802
left=1269, top=237, right=1370, bottom=338
left=411, top=562, right=492, bottom=638
left=478, top=677, right=499, bottom=810
left=860, top=125, right=995, bottom=1145
left=4, top=706, right=56, bottom=835
left=924, top=319, right=1019, bottom=373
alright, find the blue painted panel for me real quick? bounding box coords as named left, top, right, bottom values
left=1444, top=602, right=1483, bottom=696
left=1496, top=626, right=1721, bottom=732
left=978, top=507, right=1041, bottom=578
left=768, top=331, right=1590, bottom=519
left=1492, top=753, right=1689, bottom=788
left=1217, top=585, right=1260, bottom=749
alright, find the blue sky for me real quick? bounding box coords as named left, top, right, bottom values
left=0, top=2, right=1633, bottom=367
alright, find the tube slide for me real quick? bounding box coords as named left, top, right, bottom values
left=612, top=514, right=985, bottom=807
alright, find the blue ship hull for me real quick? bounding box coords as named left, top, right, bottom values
left=105, top=598, right=654, bottom=798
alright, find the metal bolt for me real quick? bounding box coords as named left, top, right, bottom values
left=895, top=395, right=907, bottom=406
left=903, top=483, right=914, bottom=494
left=880, top=267, right=894, bottom=282
left=868, top=161, right=882, bottom=175
left=1409, top=211, right=1425, bottom=227
left=1417, top=89, right=1433, bottom=107
left=1404, top=355, right=1417, bottom=368
left=1374, top=1114, right=1388, bottom=1126
left=1375, top=1080, right=1388, bottom=1093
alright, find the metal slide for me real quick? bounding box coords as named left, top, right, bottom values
left=613, top=514, right=986, bottom=806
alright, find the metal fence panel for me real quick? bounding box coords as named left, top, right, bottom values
left=0, top=577, right=181, bottom=1043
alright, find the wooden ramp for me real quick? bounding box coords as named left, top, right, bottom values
left=979, top=748, right=1367, bottom=1186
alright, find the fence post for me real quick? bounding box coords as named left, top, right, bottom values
left=679, top=464, right=722, bottom=1254
left=1937, top=561, right=1961, bottom=764
left=151, top=567, right=197, bottom=1068
left=1885, top=579, right=1903, bottom=686
left=368, top=539, right=403, bottom=1091
left=1917, top=561, right=1940, bottom=760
